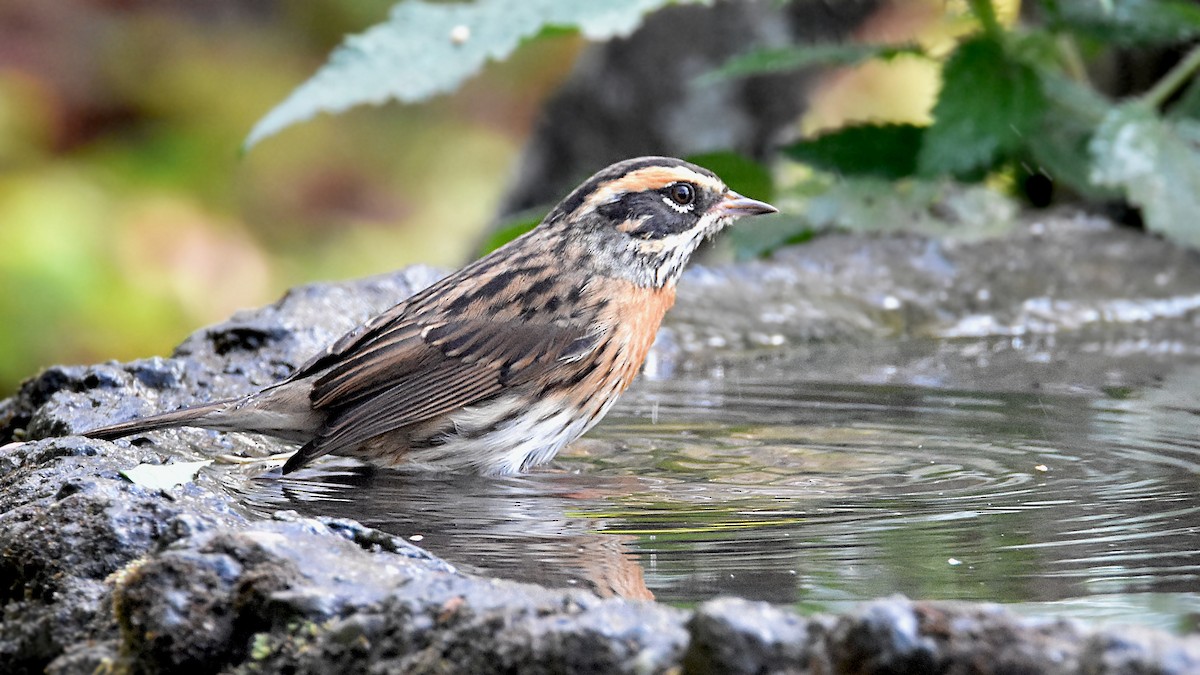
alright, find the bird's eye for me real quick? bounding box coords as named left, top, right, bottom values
left=667, top=182, right=695, bottom=206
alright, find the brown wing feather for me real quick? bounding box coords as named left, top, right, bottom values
left=309, top=322, right=433, bottom=407
left=289, top=317, right=599, bottom=467
left=287, top=296, right=421, bottom=383
left=284, top=258, right=481, bottom=386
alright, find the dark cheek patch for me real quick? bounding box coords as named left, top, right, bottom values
left=597, top=199, right=632, bottom=224
left=606, top=192, right=700, bottom=239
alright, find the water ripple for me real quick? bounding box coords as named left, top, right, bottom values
left=223, top=357, right=1200, bottom=628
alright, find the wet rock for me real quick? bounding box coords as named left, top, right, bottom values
left=684, top=597, right=833, bottom=674
left=688, top=597, right=1200, bottom=675
left=0, top=436, right=246, bottom=674
left=672, top=213, right=1200, bottom=352
left=114, top=518, right=687, bottom=674
left=830, top=599, right=1077, bottom=674
left=0, top=266, right=448, bottom=673
left=112, top=518, right=422, bottom=672
left=44, top=640, right=120, bottom=675
left=1080, top=628, right=1200, bottom=674
left=663, top=212, right=1200, bottom=392
left=303, top=514, right=456, bottom=566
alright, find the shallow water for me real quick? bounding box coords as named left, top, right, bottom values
left=233, top=345, right=1200, bottom=632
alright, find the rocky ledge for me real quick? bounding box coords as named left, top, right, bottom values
left=3, top=213, right=1200, bottom=674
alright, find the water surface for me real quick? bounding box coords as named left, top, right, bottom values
left=233, top=344, right=1200, bottom=632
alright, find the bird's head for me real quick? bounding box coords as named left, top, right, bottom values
left=542, top=156, right=777, bottom=288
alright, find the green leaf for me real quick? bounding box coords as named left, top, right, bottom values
left=731, top=174, right=1021, bottom=258
left=244, top=0, right=705, bottom=149
left=1090, top=102, right=1200, bottom=248
left=1024, top=72, right=1118, bottom=199
left=784, top=124, right=923, bottom=179
left=684, top=151, right=774, bottom=201
left=1045, top=0, right=1200, bottom=47
left=917, top=36, right=1047, bottom=179
left=802, top=177, right=1019, bottom=239
left=966, top=0, right=1003, bottom=38
left=121, top=460, right=212, bottom=492
left=701, top=42, right=923, bottom=83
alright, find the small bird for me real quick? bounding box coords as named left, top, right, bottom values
left=86, top=156, right=777, bottom=475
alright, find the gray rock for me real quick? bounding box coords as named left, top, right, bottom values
left=688, top=597, right=1200, bottom=675
left=44, top=640, right=121, bottom=675
left=113, top=518, right=687, bottom=674
left=662, top=213, right=1200, bottom=393
left=1080, top=629, right=1200, bottom=675
left=673, top=213, right=1200, bottom=350
left=828, top=598, right=1078, bottom=674
left=0, top=435, right=245, bottom=674
left=684, top=597, right=833, bottom=674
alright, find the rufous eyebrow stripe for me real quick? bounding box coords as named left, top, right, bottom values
left=580, top=166, right=723, bottom=213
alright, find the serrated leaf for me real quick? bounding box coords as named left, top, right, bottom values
left=701, top=42, right=923, bottom=83
left=1090, top=102, right=1200, bottom=248
left=785, top=124, right=923, bottom=179
left=917, top=36, right=1047, bottom=179
left=245, top=0, right=705, bottom=149
left=121, top=460, right=212, bottom=492
left=1046, top=0, right=1200, bottom=47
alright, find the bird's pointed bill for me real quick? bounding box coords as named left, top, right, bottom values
left=716, top=191, right=777, bottom=217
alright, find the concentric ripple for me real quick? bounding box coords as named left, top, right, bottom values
left=227, top=355, right=1200, bottom=631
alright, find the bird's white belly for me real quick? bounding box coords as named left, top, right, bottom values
left=400, top=394, right=617, bottom=475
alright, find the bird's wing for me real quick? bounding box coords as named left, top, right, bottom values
left=284, top=315, right=601, bottom=469
left=287, top=290, right=429, bottom=382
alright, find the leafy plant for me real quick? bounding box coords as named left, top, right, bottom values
left=244, top=0, right=706, bottom=149
left=245, top=0, right=1200, bottom=253
left=751, top=0, right=1200, bottom=250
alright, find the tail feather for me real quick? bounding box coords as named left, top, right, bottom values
left=281, top=438, right=328, bottom=474
left=84, top=400, right=235, bottom=441
left=85, top=381, right=321, bottom=444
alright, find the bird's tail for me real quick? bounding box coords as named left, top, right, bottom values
left=84, top=400, right=236, bottom=441
left=84, top=381, right=320, bottom=444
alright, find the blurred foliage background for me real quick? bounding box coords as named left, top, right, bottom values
left=2, top=0, right=1197, bottom=397
left=0, top=0, right=585, bottom=394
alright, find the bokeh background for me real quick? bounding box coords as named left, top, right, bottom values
left=4, top=0, right=1140, bottom=398
left=0, top=1, right=591, bottom=395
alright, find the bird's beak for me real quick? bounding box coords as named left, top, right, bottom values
left=715, top=190, right=778, bottom=218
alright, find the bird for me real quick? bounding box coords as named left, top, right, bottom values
left=84, top=156, right=777, bottom=475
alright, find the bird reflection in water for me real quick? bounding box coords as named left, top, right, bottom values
left=229, top=457, right=655, bottom=601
